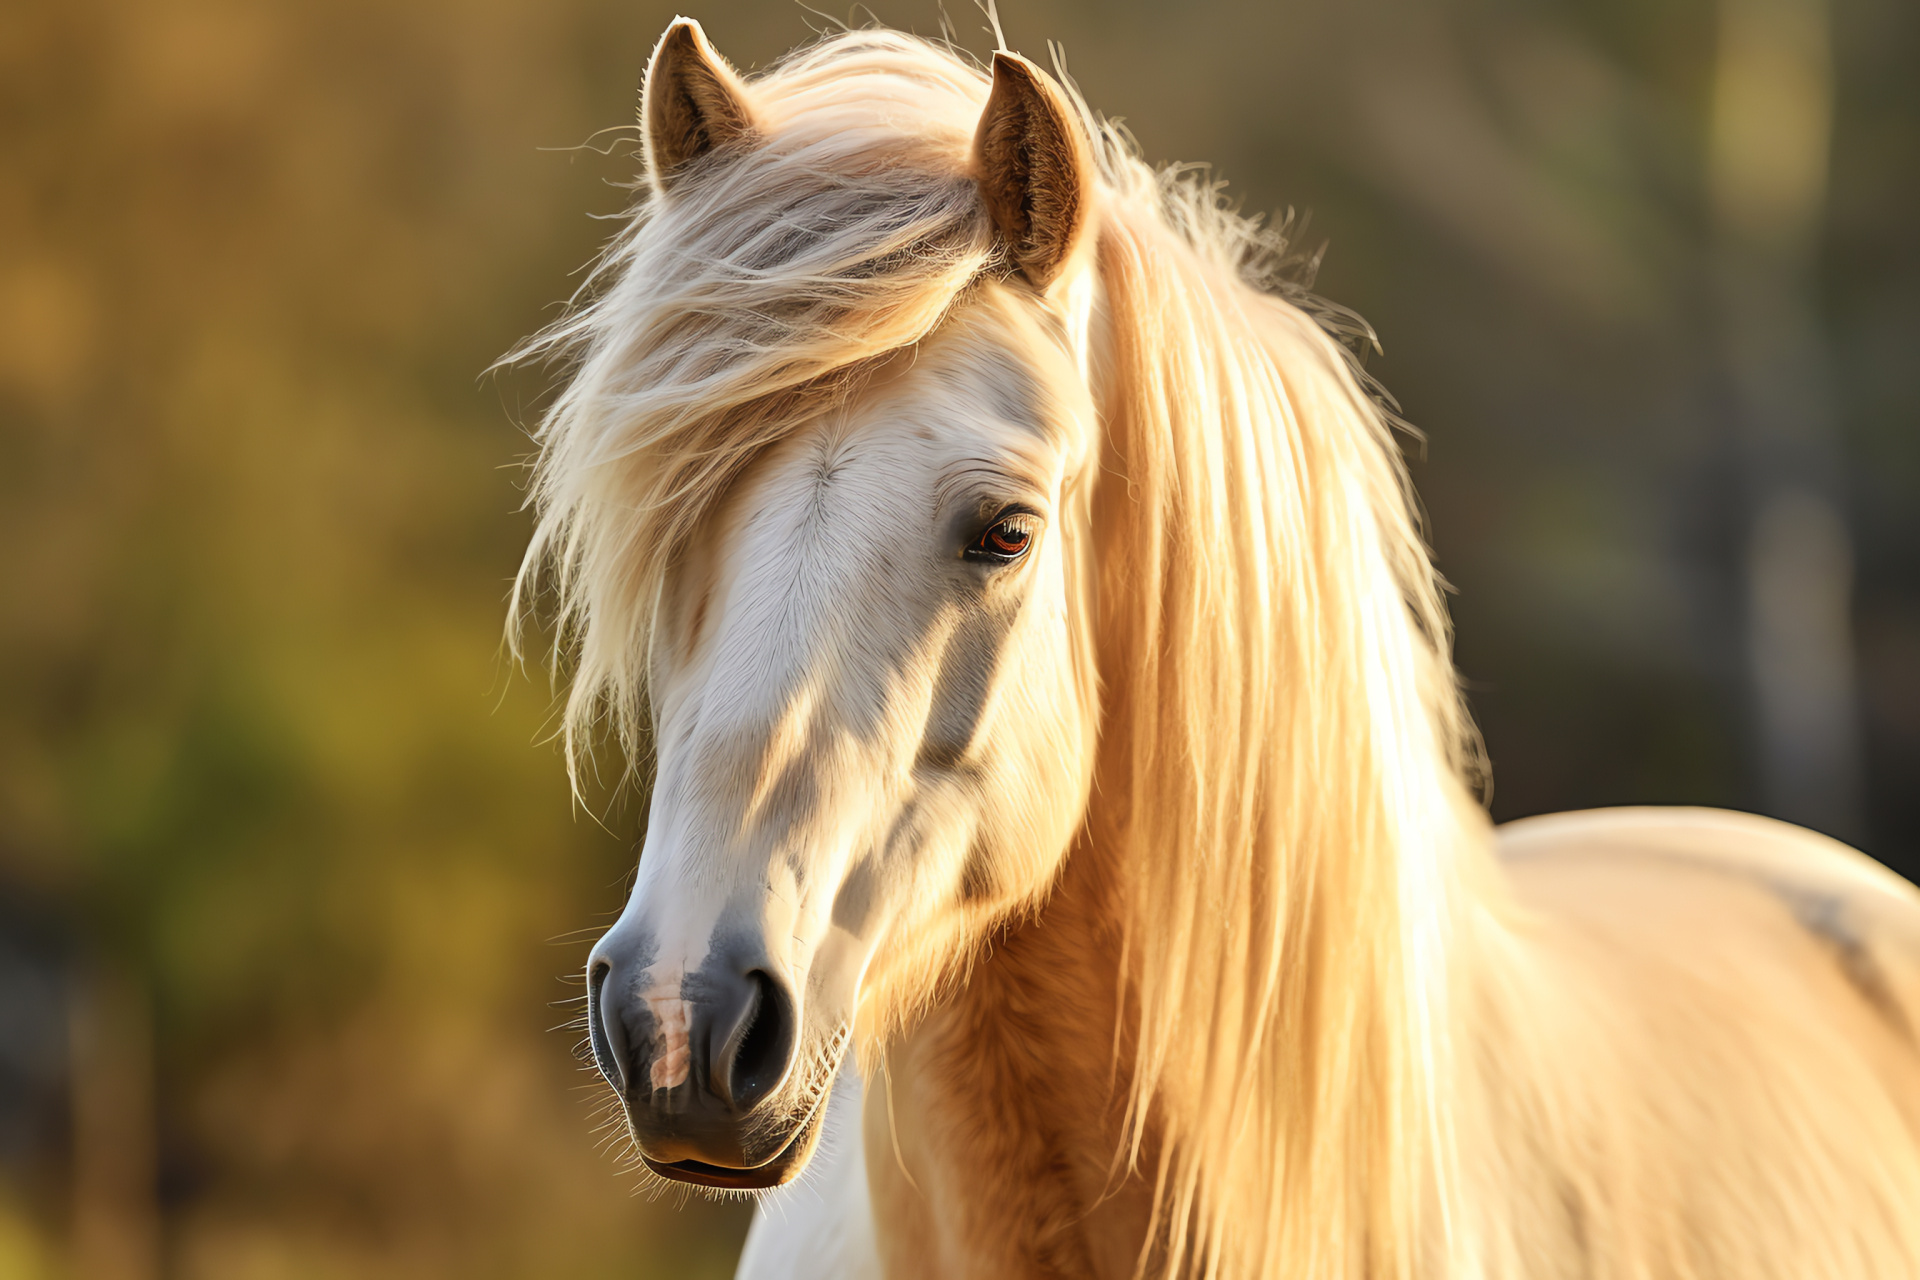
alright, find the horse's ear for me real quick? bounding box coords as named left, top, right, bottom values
left=642, top=18, right=757, bottom=194
left=972, top=52, right=1096, bottom=289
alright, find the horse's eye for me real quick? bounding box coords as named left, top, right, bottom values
left=966, top=515, right=1035, bottom=564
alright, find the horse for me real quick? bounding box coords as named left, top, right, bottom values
left=509, top=18, right=1920, bottom=1279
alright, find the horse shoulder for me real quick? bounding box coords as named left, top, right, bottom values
left=735, top=1059, right=881, bottom=1280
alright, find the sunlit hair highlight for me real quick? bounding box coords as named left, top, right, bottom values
left=1087, top=152, right=1485, bottom=1276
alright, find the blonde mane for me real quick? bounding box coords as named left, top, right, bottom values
left=514, top=29, right=1494, bottom=1279
left=1085, top=151, right=1486, bottom=1276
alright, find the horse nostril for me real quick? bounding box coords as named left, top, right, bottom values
left=586, top=958, right=626, bottom=1094
left=724, top=970, right=795, bottom=1114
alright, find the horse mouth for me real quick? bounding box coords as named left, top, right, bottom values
left=638, top=1101, right=826, bottom=1190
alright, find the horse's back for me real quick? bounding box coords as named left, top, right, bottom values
left=1499, top=805, right=1920, bottom=1039
left=1487, top=806, right=1920, bottom=1278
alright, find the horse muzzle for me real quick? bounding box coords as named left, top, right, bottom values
left=586, top=917, right=830, bottom=1189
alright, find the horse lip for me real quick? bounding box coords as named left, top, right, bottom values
left=639, top=1103, right=824, bottom=1190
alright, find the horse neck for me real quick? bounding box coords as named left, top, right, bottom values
left=866, top=835, right=1159, bottom=1279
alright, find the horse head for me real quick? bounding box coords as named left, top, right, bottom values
left=556, top=20, right=1107, bottom=1190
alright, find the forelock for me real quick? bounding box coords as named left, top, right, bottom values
left=512, top=31, right=1001, bottom=780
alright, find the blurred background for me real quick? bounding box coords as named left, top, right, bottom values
left=1, top=0, right=1914, bottom=1275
